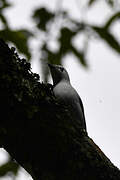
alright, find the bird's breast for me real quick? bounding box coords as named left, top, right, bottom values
left=53, top=82, right=79, bottom=104
left=53, top=81, right=87, bottom=131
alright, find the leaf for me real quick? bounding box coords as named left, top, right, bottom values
left=0, top=0, right=12, bottom=27
left=0, top=0, right=12, bottom=10
left=88, top=0, right=97, bottom=6
left=0, top=160, right=19, bottom=177
left=104, top=12, right=120, bottom=29
left=32, top=7, right=54, bottom=31
left=71, top=46, right=88, bottom=67
left=107, top=0, right=114, bottom=7
left=0, top=14, right=9, bottom=27
left=59, top=27, right=76, bottom=54
left=0, top=29, right=33, bottom=59
left=92, top=26, right=120, bottom=54
left=88, top=0, right=114, bottom=7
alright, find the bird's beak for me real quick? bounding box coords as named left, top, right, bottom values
left=48, top=63, right=55, bottom=69
left=48, top=63, right=55, bottom=77
left=48, top=63, right=56, bottom=85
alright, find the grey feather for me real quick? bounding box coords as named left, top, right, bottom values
left=48, top=64, right=87, bottom=132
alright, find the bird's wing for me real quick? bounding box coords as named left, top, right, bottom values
left=78, top=96, right=87, bottom=130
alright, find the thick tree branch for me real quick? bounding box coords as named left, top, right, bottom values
left=0, top=39, right=120, bottom=180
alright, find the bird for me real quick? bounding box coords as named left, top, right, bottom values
left=48, top=64, right=87, bottom=134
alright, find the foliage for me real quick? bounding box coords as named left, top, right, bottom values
left=0, top=29, right=33, bottom=59
left=0, top=160, right=19, bottom=177
left=32, top=0, right=120, bottom=79
left=0, top=0, right=33, bottom=59
left=0, top=0, right=119, bottom=79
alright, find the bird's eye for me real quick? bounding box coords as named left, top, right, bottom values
left=59, top=67, right=64, bottom=72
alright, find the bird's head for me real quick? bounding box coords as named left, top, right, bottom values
left=48, top=64, right=70, bottom=86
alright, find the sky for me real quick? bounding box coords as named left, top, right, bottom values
left=0, top=0, right=120, bottom=179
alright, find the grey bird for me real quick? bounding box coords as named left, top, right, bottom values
left=48, top=64, right=87, bottom=133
